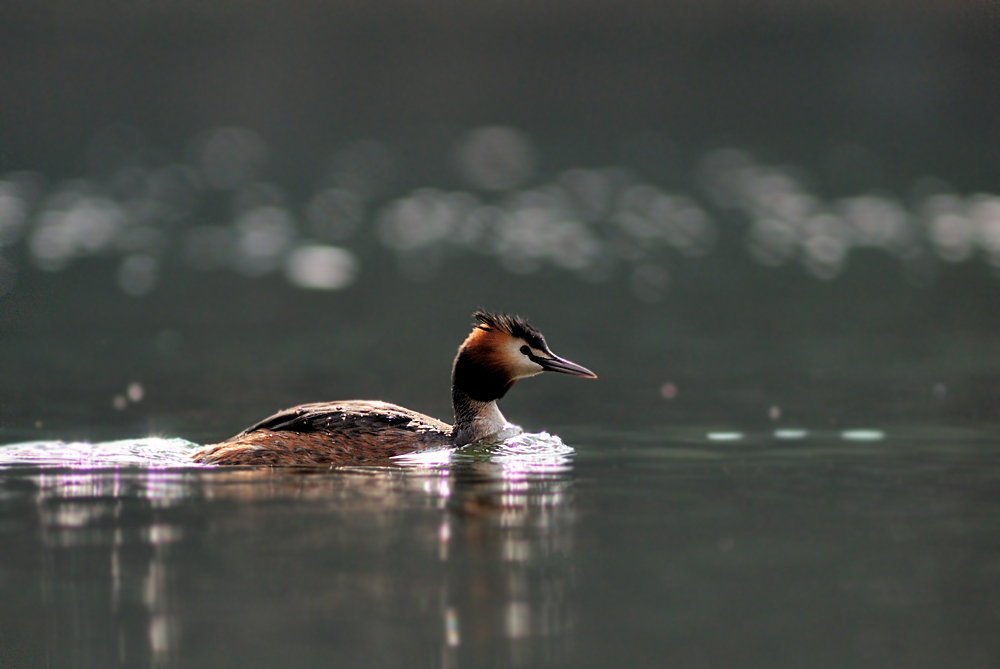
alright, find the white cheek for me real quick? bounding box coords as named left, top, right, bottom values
left=516, top=358, right=544, bottom=378
left=505, top=340, right=544, bottom=378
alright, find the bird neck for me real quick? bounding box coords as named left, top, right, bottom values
left=450, top=346, right=514, bottom=445
left=451, top=387, right=508, bottom=446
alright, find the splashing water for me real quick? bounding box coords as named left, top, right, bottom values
left=0, top=438, right=204, bottom=469
left=0, top=431, right=574, bottom=471
left=394, top=430, right=574, bottom=472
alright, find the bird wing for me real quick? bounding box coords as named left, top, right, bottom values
left=237, top=400, right=452, bottom=437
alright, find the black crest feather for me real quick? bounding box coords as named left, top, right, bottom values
left=473, top=310, right=547, bottom=350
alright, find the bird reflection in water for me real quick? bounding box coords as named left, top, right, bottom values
left=31, top=470, right=184, bottom=666
left=23, top=445, right=576, bottom=667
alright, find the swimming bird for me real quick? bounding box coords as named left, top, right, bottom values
left=191, top=311, right=596, bottom=466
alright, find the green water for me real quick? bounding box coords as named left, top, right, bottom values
left=2, top=222, right=1000, bottom=667
left=1, top=430, right=998, bottom=667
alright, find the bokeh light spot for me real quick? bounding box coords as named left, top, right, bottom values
left=232, top=206, right=296, bottom=276
left=284, top=245, right=358, bottom=290
left=0, top=182, right=28, bottom=247
left=127, top=383, right=144, bottom=402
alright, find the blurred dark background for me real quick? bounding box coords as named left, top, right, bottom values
left=2, top=1, right=997, bottom=179
left=1, top=0, right=999, bottom=444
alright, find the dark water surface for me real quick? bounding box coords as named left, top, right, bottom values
left=1, top=428, right=998, bottom=668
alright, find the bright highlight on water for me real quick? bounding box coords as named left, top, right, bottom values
left=4, top=125, right=1000, bottom=302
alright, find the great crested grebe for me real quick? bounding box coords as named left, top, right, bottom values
left=192, top=311, right=596, bottom=466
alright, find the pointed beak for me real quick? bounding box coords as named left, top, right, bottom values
left=537, top=354, right=597, bottom=378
